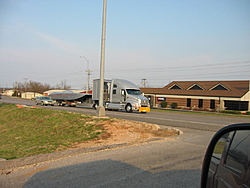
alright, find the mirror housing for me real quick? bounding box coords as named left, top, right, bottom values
left=201, top=123, right=250, bottom=188
left=121, top=89, right=125, bottom=96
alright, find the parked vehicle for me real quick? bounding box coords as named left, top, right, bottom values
left=92, top=79, right=150, bottom=113
left=35, top=97, right=55, bottom=106
left=201, top=123, right=250, bottom=188
left=0, top=94, right=2, bottom=99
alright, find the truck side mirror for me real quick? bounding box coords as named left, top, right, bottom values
left=201, top=123, right=250, bottom=188
left=121, top=89, right=125, bottom=96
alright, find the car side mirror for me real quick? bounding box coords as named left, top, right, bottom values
left=201, top=123, right=250, bottom=188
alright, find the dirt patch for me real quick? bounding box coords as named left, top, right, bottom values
left=67, top=119, right=180, bottom=150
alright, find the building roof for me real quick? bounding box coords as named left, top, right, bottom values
left=141, top=80, right=249, bottom=98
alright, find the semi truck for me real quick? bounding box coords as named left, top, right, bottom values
left=49, top=79, right=150, bottom=113
left=92, top=79, right=150, bottom=113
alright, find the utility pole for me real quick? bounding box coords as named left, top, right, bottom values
left=96, top=0, right=107, bottom=117
left=80, top=56, right=92, bottom=93
left=24, top=78, right=28, bottom=98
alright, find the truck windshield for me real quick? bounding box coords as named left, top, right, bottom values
left=126, top=89, right=141, bottom=95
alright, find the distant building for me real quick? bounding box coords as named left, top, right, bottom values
left=141, top=80, right=250, bottom=111
left=4, top=90, right=14, bottom=96
left=21, top=92, right=42, bottom=99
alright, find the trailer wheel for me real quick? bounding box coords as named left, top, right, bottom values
left=125, top=104, right=133, bottom=113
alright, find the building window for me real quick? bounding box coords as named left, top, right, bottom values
left=113, top=90, right=116, bottom=94
left=188, top=84, right=205, bottom=90
left=225, top=101, right=249, bottom=111
left=210, top=84, right=229, bottom=91
left=198, top=99, right=203, bottom=108
left=210, top=100, right=215, bottom=109
left=169, top=84, right=183, bottom=90
left=187, top=98, right=191, bottom=107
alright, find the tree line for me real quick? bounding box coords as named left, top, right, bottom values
left=13, top=80, right=71, bottom=95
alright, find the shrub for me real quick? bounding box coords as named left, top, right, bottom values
left=160, top=101, right=168, bottom=108
left=171, top=103, right=178, bottom=109
left=246, top=111, right=250, bottom=115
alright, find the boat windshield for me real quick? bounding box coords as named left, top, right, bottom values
left=126, top=89, right=141, bottom=95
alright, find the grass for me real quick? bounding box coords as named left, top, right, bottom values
left=151, top=108, right=250, bottom=118
left=0, top=103, right=109, bottom=160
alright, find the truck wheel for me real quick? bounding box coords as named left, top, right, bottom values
left=93, top=103, right=98, bottom=109
left=125, top=104, right=132, bottom=113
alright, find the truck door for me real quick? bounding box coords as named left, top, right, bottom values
left=111, top=83, right=119, bottom=103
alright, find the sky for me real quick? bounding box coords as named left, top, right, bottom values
left=1, top=0, right=250, bottom=90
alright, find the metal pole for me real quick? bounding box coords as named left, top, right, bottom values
left=80, top=56, right=91, bottom=93
left=96, top=0, right=107, bottom=117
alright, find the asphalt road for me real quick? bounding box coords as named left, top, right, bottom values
left=1, top=96, right=249, bottom=187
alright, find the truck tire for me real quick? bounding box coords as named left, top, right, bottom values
left=93, top=103, right=98, bottom=109
left=125, top=104, right=133, bottom=113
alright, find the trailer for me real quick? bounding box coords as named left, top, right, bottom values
left=49, top=90, right=92, bottom=107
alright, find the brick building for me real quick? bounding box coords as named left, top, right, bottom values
left=140, top=80, right=250, bottom=111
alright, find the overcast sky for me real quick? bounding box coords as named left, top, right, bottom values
left=1, top=0, right=250, bottom=89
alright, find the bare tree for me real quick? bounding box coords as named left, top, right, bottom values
left=54, top=80, right=71, bottom=90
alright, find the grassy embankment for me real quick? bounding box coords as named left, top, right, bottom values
left=0, top=103, right=108, bottom=160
